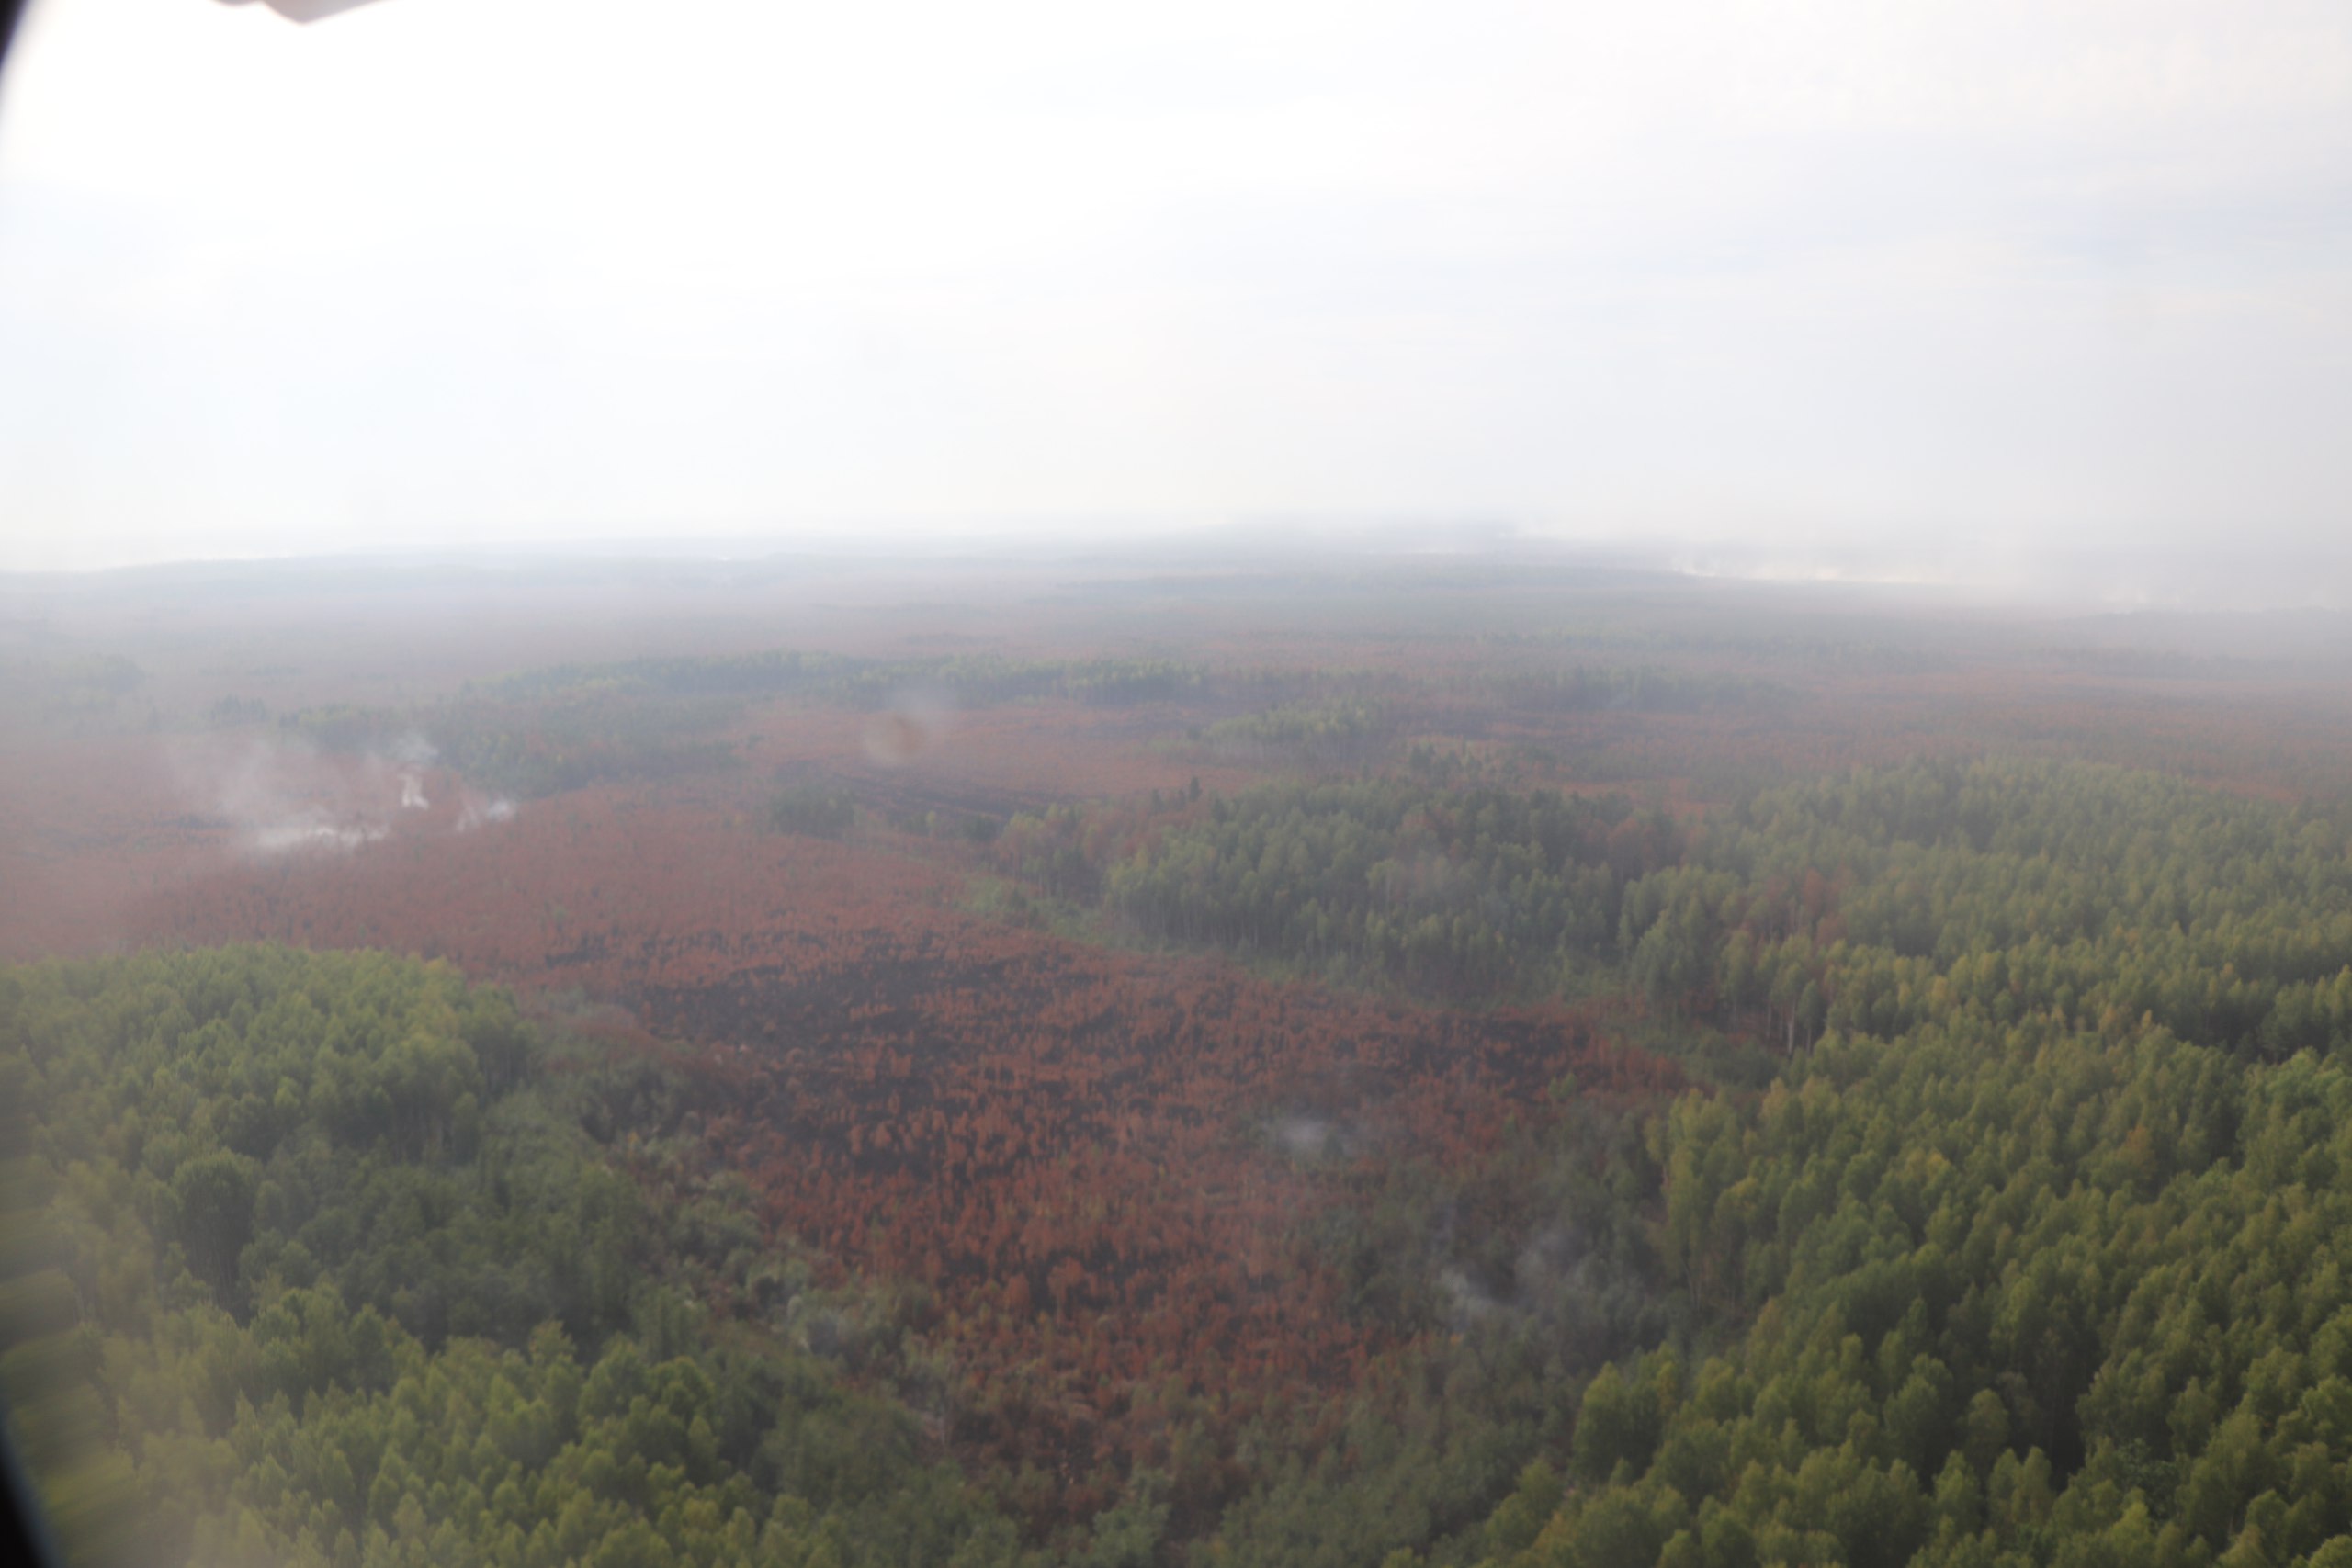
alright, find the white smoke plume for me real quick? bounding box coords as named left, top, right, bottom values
left=245, top=819, right=389, bottom=856
left=166, top=730, right=510, bottom=859
left=391, top=732, right=436, bottom=807
left=455, top=793, right=517, bottom=831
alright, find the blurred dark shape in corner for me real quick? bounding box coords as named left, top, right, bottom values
left=214, top=0, right=398, bottom=24
left=3, top=1070, right=141, bottom=1567
left=0, top=11, right=399, bottom=1566
left=0, top=1, right=27, bottom=83
left=0, top=7, right=100, bottom=1565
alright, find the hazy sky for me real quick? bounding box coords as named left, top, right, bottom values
left=1, top=0, right=2348, bottom=581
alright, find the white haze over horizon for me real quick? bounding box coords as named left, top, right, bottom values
left=0, top=0, right=2348, bottom=600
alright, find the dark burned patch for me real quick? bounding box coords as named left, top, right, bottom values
left=763, top=761, right=1054, bottom=831
left=636, top=942, right=1648, bottom=1192
left=611, top=921, right=1687, bottom=1533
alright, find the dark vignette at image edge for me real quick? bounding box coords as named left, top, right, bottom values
left=1, top=7, right=75, bottom=1562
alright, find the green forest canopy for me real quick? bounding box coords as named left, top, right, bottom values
left=14, top=755, right=2352, bottom=1564
left=0, top=948, right=1018, bottom=1568
left=999, top=759, right=2352, bottom=1566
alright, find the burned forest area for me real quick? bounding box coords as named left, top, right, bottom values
left=13, top=550, right=2352, bottom=1568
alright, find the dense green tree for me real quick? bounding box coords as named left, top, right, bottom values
left=0, top=948, right=1020, bottom=1568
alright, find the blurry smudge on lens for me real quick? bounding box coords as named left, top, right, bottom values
left=862, top=688, right=952, bottom=767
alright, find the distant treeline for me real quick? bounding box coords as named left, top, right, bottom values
left=766, top=784, right=859, bottom=840
left=474, top=650, right=1228, bottom=711
left=0, top=652, right=150, bottom=725
left=275, top=653, right=1269, bottom=800
left=1001, top=758, right=2352, bottom=1059
left=273, top=646, right=1801, bottom=803
left=1476, top=664, right=1792, bottom=716
left=1488, top=626, right=1956, bottom=675
left=1169, top=700, right=1394, bottom=765
left=281, top=693, right=745, bottom=800
left=995, top=781, right=1672, bottom=998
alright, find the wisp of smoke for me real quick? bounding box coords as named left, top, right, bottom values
left=166, top=731, right=513, bottom=859
left=246, top=821, right=389, bottom=855
left=1272, top=1114, right=1338, bottom=1160
left=456, top=794, right=518, bottom=831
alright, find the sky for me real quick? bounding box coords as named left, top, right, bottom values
left=0, top=0, right=2348, bottom=590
